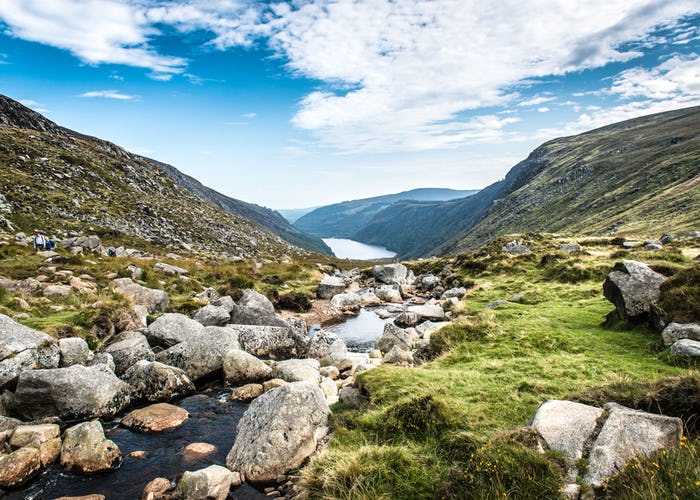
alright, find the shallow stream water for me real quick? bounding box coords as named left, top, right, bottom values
left=326, top=307, right=396, bottom=352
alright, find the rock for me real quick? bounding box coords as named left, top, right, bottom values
left=182, top=443, right=217, bottom=461
left=154, top=263, right=188, bottom=276
left=0, top=416, right=21, bottom=442
left=644, top=242, right=663, bottom=250
left=212, top=295, right=235, bottom=313
left=502, top=239, right=530, bottom=255
left=231, top=383, right=264, bottom=402
left=121, top=403, right=189, bottom=432
left=192, top=305, right=231, bottom=326
left=172, top=464, right=233, bottom=500
left=0, top=314, right=60, bottom=388
left=12, top=364, right=131, bottom=420
left=417, top=274, right=441, bottom=290
left=9, top=423, right=60, bottom=450
left=375, top=323, right=412, bottom=354
left=669, top=339, right=700, bottom=357
left=330, top=293, right=362, bottom=310
left=223, top=349, right=272, bottom=386
left=373, top=264, right=412, bottom=286
left=415, top=321, right=450, bottom=339
left=226, top=382, right=330, bottom=483
left=661, top=323, right=700, bottom=346
left=58, top=337, right=94, bottom=367
left=320, top=365, right=340, bottom=380
left=38, top=437, right=62, bottom=466
left=317, top=276, right=346, bottom=299
left=146, top=313, right=207, bottom=348
left=194, top=287, right=221, bottom=304
left=441, top=287, right=466, bottom=299
left=357, top=290, right=382, bottom=307
left=306, top=329, right=343, bottom=359
left=233, top=324, right=309, bottom=360
left=584, top=404, right=683, bottom=488
left=127, top=264, right=143, bottom=280
left=320, top=376, right=338, bottom=404
left=394, top=312, right=420, bottom=328
left=155, top=328, right=240, bottom=381
left=61, top=421, right=122, bottom=473
left=230, top=289, right=288, bottom=328
left=338, top=387, right=369, bottom=409
left=43, top=284, right=72, bottom=297
left=0, top=447, right=41, bottom=488
left=141, top=477, right=174, bottom=500
left=90, top=352, right=116, bottom=372
left=262, top=378, right=286, bottom=392
left=485, top=299, right=506, bottom=309
left=123, top=360, right=195, bottom=402
left=407, top=304, right=446, bottom=321
left=383, top=345, right=414, bottom=366
left=559, top=243, right=581, bottom=252
left=320, top=339, right=353, bottom=371
left=603, top=260, right=667, bottom=322
left=104, top=333, right=155, bottom=375
left=0, top=276, right=41, bottom=296
left=272, top=359, right=321, bottom=384
left=659, top=233, right=679, bottom=244
left=374, top=285, right=403, bottom=303
left=111, top=278, right=169, bottom=313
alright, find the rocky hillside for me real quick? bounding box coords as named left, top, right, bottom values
left=294, top=188, right=478, bottom=238
left=355, top=106, right=700, bottom=259
left=0, top=94, right=319, bottom=258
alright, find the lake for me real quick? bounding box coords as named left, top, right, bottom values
left=323, top=238, right=397, bottom=260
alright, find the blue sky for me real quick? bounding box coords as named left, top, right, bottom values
left=1, top=1, right=699, bottom=209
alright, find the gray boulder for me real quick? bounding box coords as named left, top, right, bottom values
left=320, top=339, right=353, bottom=372
left=60, top=421, right=122, bottom=473
left=503, top=239, right=530, bottom=255
left=375, top=323, right=412, bottom=354
left=146, top=313, right=206, bottom=348
left=417, top=274, right=441, bottom=290
left=223, top=350, right=273, bottom=386
left=233, top=324, right=309, bottom=360
left=104, top=333, right=155, bottom=375
left=338, top=386, right=369, bottom=409
left=230, top=289, right=288, bottom=328
left=407, top=303, right=446, bottom=321
left=192, top=305, right=231, bottom=326
left=154, top=263, right=188, bottom=276
left=603, top=260, right=666, bottom=322
left=226, top=382, right=330, bottom=483
left=330, top=293, right=362, bottom=310
left=272, top=359, right=321, bottom=385
left=317, top=276, right=346, bottom=300
left=12, top=364, right=131, bottom=420
left=669, top=339, right=700, bottom=357
left=0, top=314, right=59, bottom=388
left=58, top=337, right=94, bottom=367
left=383, top=345, right=414, bottom=366
left=559, top=243, right=581, bottom=253
left=394, top=312, right=420, bottom=328
left=122, top=360, right=195, bottom=402
left=374, top=285, right=402, bottom=303
left=441, top=287, right=467, bottom=299
left=193, top=287, right=221, bottom=304
left=111, top=278, right=169, bottom=313
left=661, top=323, right=700, bottom=346
left=212, top=295, right=235, bottom=313
left=306, top=329, right=343, bottom=359
left=172, top=464, right=233, bottom=500
left=373, top=264, right=412, bottom=285
left=155, top=328, right=240, bottom=381
left=415, top=321, right=450, bottom=339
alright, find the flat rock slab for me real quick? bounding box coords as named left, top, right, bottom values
left=121, top=403, right=189, bottom=433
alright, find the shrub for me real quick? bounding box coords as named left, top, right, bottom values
left=378, top=395, right=450, bottom=441
left=658, top=266, right=700, bottom=323
left=277, top=291, right=312, bottom=312
left=218, top=275, right=255, bottom=297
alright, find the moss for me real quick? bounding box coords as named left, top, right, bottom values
left=378, top=395, right=451, bottom=441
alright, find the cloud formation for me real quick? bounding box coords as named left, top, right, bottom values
left=80, top=90, right=137, bottom=100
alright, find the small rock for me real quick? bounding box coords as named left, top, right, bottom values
left=9, top=423, right=60, bottom=449
left=61, top=421, right=122, bottom=473
left=231, top=383, right=264, bottom=402
left=669, top=339, right=700, bottom=357
left=182, top=442, right=217, bottom=461
left=263, top=379, right=287, bottom=392
left=121, top=403, right=189, bottom=433
left=141, top=477, right=173, bottom=500
left=58, top=337, right=94, bottom=367
left=0, top=447, right=41, bottom=488
left=172, top=464, right=232, bottom=500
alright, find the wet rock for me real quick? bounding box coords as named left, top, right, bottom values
left=0, top=446, right=41, bottom=488
left=603, top=260, right=666, bottom=322
left=141, top=477, right=173, bottom=500
left=272, top=359, right=321, bottom=385
left=172, top=464, right=233, bottom=500
left=104, top=333, right=155, bottom=375
left=123, top=360, right=196, bottom=402
left=61, top=421, right=122, bottom=473
left=375, top=323, right=412, bottom=354
left=58, top=337, right=94, bottom=367
left=182, top=443, right=217, bottom=461
left=669, top=339, right=700, bottom=357
left=192, top=305, right=231, bottom=326
left=54, top=495, right=106, bottom=500
left=146, top=313, right=207, bottom=348
left=317, top=276, right=346, bottom=300
left=223, top=349, right=273, bottom=386
left=111, top=278, right=169, bottom=314
left=155, top=328, right=240, bottom=381
left=226, top=382, right=330, bottom=483
left=306, top=329, right=343, bottom=359
left=231, top=383, right=264, bottom=402
left=661, top=323, right=700, bottom=346
left=121, top=403, right=189, bottom=432
left=12, top=364, right=131, bottom=420
left=233, top=324, right=309, bottom=360
left=0, top=314, right=59, bottom=388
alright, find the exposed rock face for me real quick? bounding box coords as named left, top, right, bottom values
left=272, top=359, right=321, bottom=385
left=155, top=329, right=240, bottom=380
left=60, top=421, right=122, bottom=473
left=146, top=313, right=207, bottom=348
left=375, top=323, right=412, bottom=354
left=192, top=305, right=231, bottom=326
left=172, top=465, right=233, bottom=500
left=12, top=364, right=131, bottom=420
left=317, top=276, right=346, bottom=299
left=669, top=339, right=700, bottom=357
left=373, top=264, right=412, bottom=285
left=0, top=314, right=60, bottom=388
left=0, top=447, right=41, bottom=488
left=121, top=403, right=189, bottom=433
left=230, top=289, right=288, bottom=328
left=226, top=382, right=330, bottom=483
left=104, top=333, right=155, bottom=375
left=306, top=329, right=343, bottom=359
left=233, top=324, right=309, bottom=360
left=603, top=260, right=666, bottom=322
left=58, top=337, right=94, bottom=367
left=661, top=323, right=700, bottom=346
left=222, top=350, right=272, bottom=386
left=110, top=278, right=169, bottom=313
left=122, top=360, right=195, bottom=402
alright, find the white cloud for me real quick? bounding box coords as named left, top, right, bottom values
left=537, top=107, right=550, bottom=113
left=242, top=112, right=257, bottom=118
left=80, top=90, right=137, bottom=100
left=518, top=95, right=556, bottom=107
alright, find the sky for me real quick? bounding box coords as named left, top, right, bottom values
left=0, top=1, right=699, bottom=210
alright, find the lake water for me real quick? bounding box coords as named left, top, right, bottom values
left=323, top=238, right=397, bottom=260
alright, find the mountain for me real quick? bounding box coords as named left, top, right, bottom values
left=277, top=207, right=320, bottom=224
left=0, top=94, right=330, bottom=256
left=355, top=106, right=700, bottom=259
left=293, top=188, right=479, bottom=238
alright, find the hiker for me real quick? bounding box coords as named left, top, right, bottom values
left=33, top=230, right=47, bottom=251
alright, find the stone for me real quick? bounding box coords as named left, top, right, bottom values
left=394, top=312, right=420, bottom=328
left=104, top=333, right=155, bottom=375
left=43, top=284, right=72, bottom=297
left=559, top=243, right=581, bottom=252
left=111, top=278, right=169, bottom=314
left=61, top=421, right=122, bottom=473
left=155, top=328, right=240, bottom=381
left=644, top=242, right=663, bottom=250
left=223, top=349, right=273, bottom=386
left=192, top=305, right=231, bottom=326
left=502, top=239, right=530, bottom=255
left=338, top=387, right=369, bottom=409
left=661, top=323, right=700, bottom=346
left=212, top=295, right=235, bottom=313
left=182, top=443, right=217, bottom=461
left=603, top=260, right=666, bottom=322
left=226, top=382, right=330, bottom=483
left=373, top=264, right=411, bottom=285
left=127, top=264, right=143, bottom=280
left=172, top=464, right=233, bottom=500
left=407, top=304, right=446, bottom=321
left=154, top=263, right=188, bottom=276
left=9, top=423, right=60, bottom=449
left=441, top=287, right=467, bottom=299
left=0, top=416, right=21, bottom=442
left=0, top=447, right=41, bottom=488
left=262, top=378, right=286, bottom=392
left=233, top=324, right=309, bottom=360
left=320, top=339, right=353, bottom=372
left=230, top=289, right=288, bottom=328
left=146, top=313, right=207, bottom=348
left=330, top=293, right=362, bottom=310
left=194, top=287, right=220, bottom=304
left=38, top=437, right=62, bottom=465
left=141, top=477, right=174, bottom=500
left=231, top=383, right=264, bottom=402
left=90, top=352, right=116, bottom=372
left=375, top=323, right=412, bottom=354
left=272, top=359, right=321, bottom=385
left=320, top=365, right=340, bottom=380
left=415, top=321, right=450, bottom=340
left=383, top=345, right=414, bottom=366
left=306, top=329, right=343, bottom=359
left=58, top=337, right=94, bottom=367
left=0, top=314, right=59, bottom=388
left=669, top=339, right=700, bottom=357
left=121, top=403, right=189, bottom=432
left=320, top=376, right=338, bottom=404
left=374, top=285, right=403, bottom=303
left=317, top=276, right=346, bottom=300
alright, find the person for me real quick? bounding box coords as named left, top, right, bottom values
left=33, top=230, right=47, bottom=251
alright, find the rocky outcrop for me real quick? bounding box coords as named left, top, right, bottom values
left=104, top=333, right=155, bottom=375
left=226, top=382, right=330, bottom=483
left=0, top=314, right=60, bottom=388
left=60, top=421, right=122, bottom=473
left=172, top=464, right=233, bottom=500
left=122, top=360, right=195, bottom=402
left=603, top=260, right=666, bottom=323
left=222, top=350, right=272, bottom=386
left=146, top=313, right=207, bottom=348
left=111, top=278, right=169, bottom=313
left=121, top=403, right=189, bottom=433
left=12, top=364, right=131, bottom=420
left=233, top=324, right=309, bottom=360
left=155, top=329, right=240, bottom=381
left=317, top=276, right=346, bottom=299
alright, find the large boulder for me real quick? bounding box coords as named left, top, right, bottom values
left=110, top=278, right=169, bottom=313
left=172, top=465, right=233, bottom=500
left=306, top=329, right=343, bottom=359
left=12, top=364, right=131, bottom=420
left=669, top=339, right=700, bottom=357
left=375, top=323, right=412, bottom=354
left=373, top=264, right=412, bottom=286
left=407, top=303, right=446, bottom=322
left=603, top=260, right=666, bottom=322
left=374, top=285, right=402, bottom=303
left=0, top=314, right=60, bottom=388
left=661, top=323, right=700, bottom=346
left=330, top=293, right=362, bottom=310
left=222, top=350, right=272, bottom=386
left=155, top=328, right=240, bottom=381
left=192, top=305, right=231, bottom=327
left=104, top=333, right=155, bottom=375
left=58, top=337, right=94, bottom=367
left=226, top=382, right=330, bottom=483
left=230, top=289, right=288, bottom=328
left=233, top=324, right=309, bottom=360
left=122, top=360, right=195, bottom=402
left=317, top=276, right=346, bottom=300
left=60, top=421, right=122, bottom=473
left=272, top=359, right=321, bottom=385
left=146, top=313, right=207, bottom=348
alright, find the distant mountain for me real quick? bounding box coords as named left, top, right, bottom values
left=355, top=106, right=700, bottom=259
left=294, top=188, right=479, bottom=239
left=277, top=207, right=320, bottom=224
left=0, top=94, right=323, bottom=257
